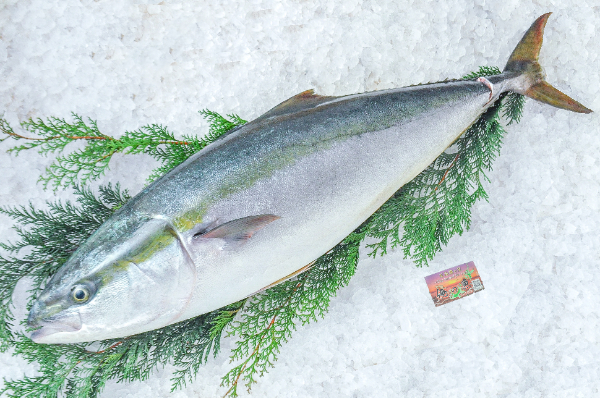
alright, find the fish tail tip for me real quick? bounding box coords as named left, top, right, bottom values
left=504, top=13, right=593, bottom=114
left=525, top=82, right=593, bottom=114
left=504, top=13, right=551, bottom=70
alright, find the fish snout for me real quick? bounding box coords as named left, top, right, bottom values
left=27, top=300, right=46, bottom=329
left=27, top=297, right=73, bottom=329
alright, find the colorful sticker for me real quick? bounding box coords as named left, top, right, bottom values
left=424, top=261, right=484, bottom=307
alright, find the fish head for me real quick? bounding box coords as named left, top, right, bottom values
left=28, top=216, right=196, bottom=344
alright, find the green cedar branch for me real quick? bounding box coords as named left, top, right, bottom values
left=364, top=66, right=524, bottom=266
left=220, top=68, right=524, bottom=394
left=0, top=111, right=246, bottom=190
left=0, top=68, right=525, bottom=397
left=0, top=184, right=130, bottom=353
left=0, top=111, right=249, bottom=397
left=3, top=305, right=241, bottom=398
left=0, top=185, right=244, bottom=397
left=221, top=233, right=362, bottom=397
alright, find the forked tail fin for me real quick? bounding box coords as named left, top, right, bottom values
left=504, top=12, right=592, bottom=114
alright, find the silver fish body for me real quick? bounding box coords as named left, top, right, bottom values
left=27, top=13, right=592, bottom=343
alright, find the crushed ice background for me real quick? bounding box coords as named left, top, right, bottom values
left=1, top=0, right=599, bottom=397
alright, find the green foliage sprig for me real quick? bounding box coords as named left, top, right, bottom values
left=0, top=111, right=246, bottom=190
left=0, top=67, right=524, bottom=397
left=0, top=184, right=130, bottom=353
left=364, top=66, right=524, bottom=266
left=3, top=300, right=244, bottom=398
left=219, top=69, right=525, bottom=395
left=222, top=233, right=362, bottom=396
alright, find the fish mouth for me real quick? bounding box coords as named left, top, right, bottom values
left=28, top=312, right=83, bottom=344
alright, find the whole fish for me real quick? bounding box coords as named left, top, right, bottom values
left=28, top=13, right=591, bottom=343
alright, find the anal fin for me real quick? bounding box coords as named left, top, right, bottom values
left=248, top=260, right=316, bottom=297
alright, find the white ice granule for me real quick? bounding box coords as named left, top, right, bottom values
left=1, top=0, right=599, bottom=397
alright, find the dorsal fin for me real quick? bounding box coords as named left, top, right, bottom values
left=254, top=89, right=336, bottom=122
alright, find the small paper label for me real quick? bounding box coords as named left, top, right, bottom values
left=424, top=261, right=484, bottom=307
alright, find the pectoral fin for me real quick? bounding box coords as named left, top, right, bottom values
left=197, top=214, right=280, bottom=244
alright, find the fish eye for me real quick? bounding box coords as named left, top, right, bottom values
left=72, top=286, right=90, bottom=303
